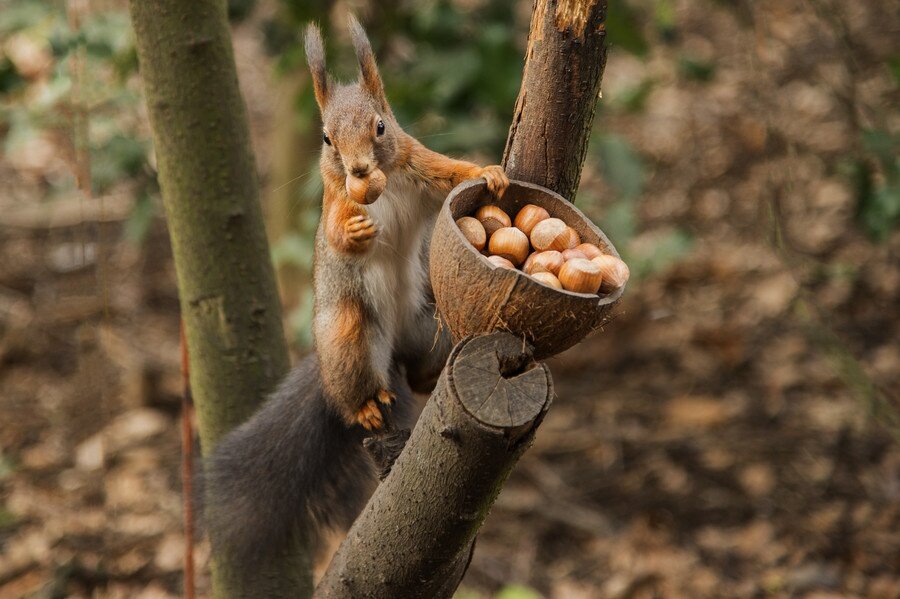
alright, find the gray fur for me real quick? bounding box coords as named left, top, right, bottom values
left=204, top=353, right=416, bottom=567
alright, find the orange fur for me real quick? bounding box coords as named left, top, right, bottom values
left=322, top=174, right=377, bottom=255
left=398, top=136, right=483, bottom=194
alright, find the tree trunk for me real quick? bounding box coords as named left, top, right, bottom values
left=127, top=1, right=312, bottom=596
left=502, top=0, right=609, bottom=200
left=315, top=333, right=553, bottom=598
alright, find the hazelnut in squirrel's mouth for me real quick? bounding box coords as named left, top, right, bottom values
left=346, top=169, right=387, bottom=205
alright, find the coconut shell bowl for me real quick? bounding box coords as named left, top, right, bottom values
left=429, top=179, right=626, bottom=361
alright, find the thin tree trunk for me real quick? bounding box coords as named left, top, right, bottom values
left=128, top=1, right=312, bottom=596
left=503, top=0, right=609, bottom=200
left=315, top=333, right=553, bottom=598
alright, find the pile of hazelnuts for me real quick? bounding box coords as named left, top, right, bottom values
left=455, top=204, right=630, bottom=295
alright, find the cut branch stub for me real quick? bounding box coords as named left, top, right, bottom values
left=314, top=332, right=552, bottom=599
left=451, top=335, right=548, bottom=428
left=430, top=179, right=623, bottom=360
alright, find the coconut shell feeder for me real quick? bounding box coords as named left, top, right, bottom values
left=430, top=179, right=625, bottom=360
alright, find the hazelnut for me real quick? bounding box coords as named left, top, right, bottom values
left=558, top=258, right=602, bottom=294
left=530, top=218, right=579, bottom=252
left=486, top=255, right=515, bottom=269
left=575, top=243, right=603, bottom=260
left=455, top=216, right=487, bottom=251
left=488, top=227, right=530, bottom=266
left=475, top=205, right=511, bottom=237
left=562, top=248, right=587, bottom=262
left=513, top=204, right=550, bottom=236
left=524, top=250, right=564, bottom=276
left=531, top=271, right=562, bottom=290
left=591, top=254, right=630, bottom=292
left=346, top=168, right=387, bottom=205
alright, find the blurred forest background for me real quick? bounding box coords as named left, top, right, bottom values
left=0, top=0, right=898, bottom=597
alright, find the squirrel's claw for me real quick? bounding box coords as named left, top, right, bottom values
left=356, top=399, right=385, bottom=431
left=377, top=389, right=396, bottom=406
left=480, top=164, right=509, bottom=198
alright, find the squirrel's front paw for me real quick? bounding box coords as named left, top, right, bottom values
left=344, top=215, right=378, bottom=252
left=356, top=399, right=385, bottom=431
left=480, top=165, right=509, bottom=198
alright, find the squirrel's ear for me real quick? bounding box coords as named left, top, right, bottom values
left=347, top=15, right=387, bottom=111
left=304, top=23, right=330, bottom=110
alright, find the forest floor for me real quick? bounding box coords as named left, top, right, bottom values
left=1, top=1, right=898, bottom=598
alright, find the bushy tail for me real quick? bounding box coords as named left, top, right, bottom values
left=203, top=354, right=374, bottom=566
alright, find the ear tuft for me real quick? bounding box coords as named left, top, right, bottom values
left=304, top=23, right=330, bottom=110
left=347, top=14, right=387, bottom=110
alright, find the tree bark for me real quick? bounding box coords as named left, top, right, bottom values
left=502, top=0, right=609, bottom=200
left=315, top=333, right=553, bottom=599
left=128, top=1, right=311, bottom=596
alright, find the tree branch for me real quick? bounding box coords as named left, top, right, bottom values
left=502, top=0, right=609, bottom=200
left=315, top=333, right=553, bottom=598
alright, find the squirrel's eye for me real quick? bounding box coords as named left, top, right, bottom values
left=376, top=120, right=385, bottom=136
left=323, top=132, right=331, bottom=146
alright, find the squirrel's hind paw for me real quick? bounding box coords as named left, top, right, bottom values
left=356, top=399, right=385, bottom=431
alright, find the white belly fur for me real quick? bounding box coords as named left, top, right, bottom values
left=363, top=174, right=439, bottom=363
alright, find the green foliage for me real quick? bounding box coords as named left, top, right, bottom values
left=653, top=0, right=678, bottom=41
left=0, top=505, right=18, bottom=531
left=678, top=55, right=716, bottom=82
left=0, top=0, right=156, bottom=241
left=272, top=231, right=315, bottom=272
left=612, top=77, right=655, bottom=113
left=583, top=133, right=694, bottom=279
left=0, top=451, right=13, bottom=480
left=848, top=129, right=900, bottom=242
left=888, top=55, right=900, bottom=86
left=124, top=193, right=158, bottom=243
left=0, top=57, right=24, bottom=94
left=287, top=291, right=316, bottom=348
left=605, top=0, right=649, bottom=56
left=91, top=132, right=148, bottom=191
left=494, top=585, right=544, bottom=599
left=271, top=1, right=523, bottom=157
left=629, top=228, right=694, bottom=278
left=227, top=0, right=257, bottom=22
left=452, top=588, right=483, bottom=599
left=595, top=134, right=646, bottom=201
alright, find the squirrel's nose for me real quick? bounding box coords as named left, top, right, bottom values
left=350, top=164, right=372, bottom=178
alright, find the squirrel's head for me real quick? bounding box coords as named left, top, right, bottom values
left=305, top=17, right=401, bottom=179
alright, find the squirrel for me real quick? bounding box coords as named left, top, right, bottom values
left=204, top=16, right=509, bottom=575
